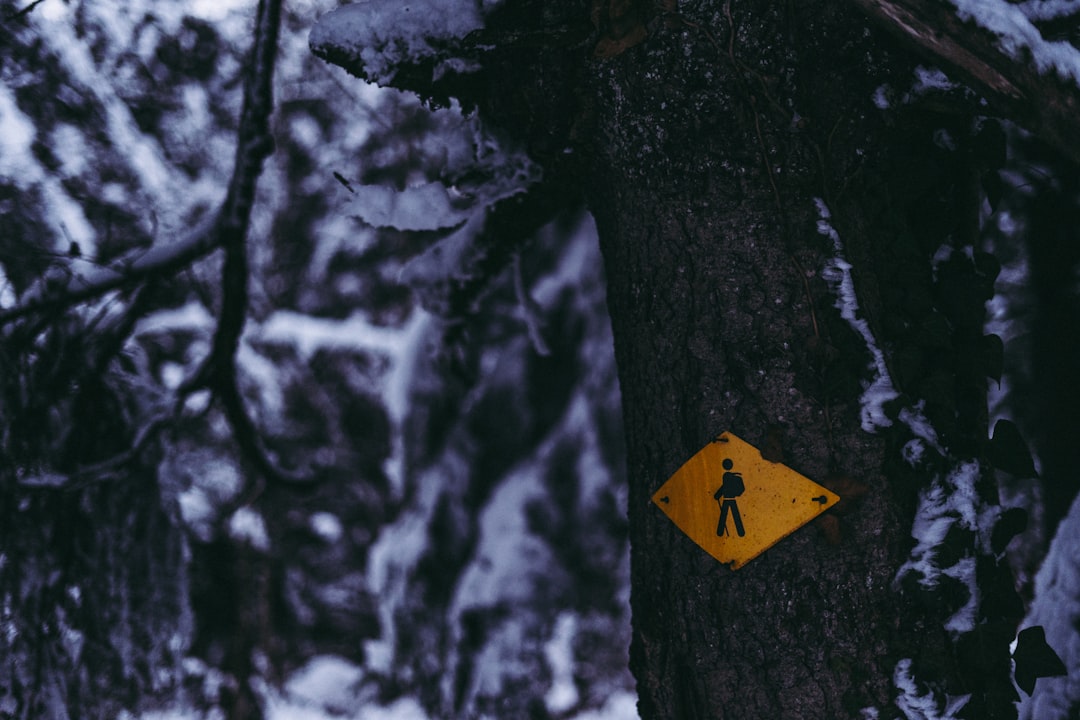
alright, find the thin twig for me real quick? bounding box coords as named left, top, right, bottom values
left=0, top=214, right=219, bottom=326
left=189, top=0, right=313, bottom=486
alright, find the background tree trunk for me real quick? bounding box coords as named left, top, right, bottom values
left=578, top=0, right=1019, bottom=716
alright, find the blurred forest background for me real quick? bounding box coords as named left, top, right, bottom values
left=0, top=0, right=634, bottom=718
left=2, top=0, right=1080, bottom=719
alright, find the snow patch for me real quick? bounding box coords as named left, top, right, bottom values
left=949, top=0, right=1080, bottom=86
left=351, top=181, right=471, bottom=231
left=895, top=461, right=996, bottom=635
left=136, top=301, right=216, bottom=336
left=544, top=613, right=580, bottom=714
left=449, top=463, right=550, bottom=613
left=872, top=66, right=962, bottom=111
left=902, top=439, right=926, bottom=467
left=284, top=655, right=364, bottom=713
left=872, top=85, right=891, bottom=109
left=941, top=557, right=978, bottom=635
left=1014, top=0, right=1080, bottom=22
left=186, top=0, right=253, bottom=22
left=912, top=66, right=958, bottom=94
left=898, top=403, right=946, bottom=456
left=309, top=0, right=497, bottom=85
left=0, top=268, right=14, bottom=308
left=363, top=453, right=469, bottom=674
left=229, top=506, right=271, bottom=551
left=571, top=692, right=640, bottom=720
left=897, top=462, right=980, bottom=583
left=1017, top=491, right=1080, bottom=718
left=309, top=512, right=344, bottom=543
left=255, top=308, right=430, bottom=496
left=894, top=658, right=971, bottom=719
left=815, top=198, right=899, bottom=432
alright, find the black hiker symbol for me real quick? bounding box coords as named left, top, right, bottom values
left=714, top=459, right=746, bottom=537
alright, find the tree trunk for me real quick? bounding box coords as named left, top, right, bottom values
left=580, top=1, right=1019, bottom=717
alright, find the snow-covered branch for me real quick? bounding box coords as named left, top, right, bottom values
left=849, top=0, right=1080, bottom=163
left=0, top=0, right=282, bottom=330
left=0, top=215, right=220, bottom=325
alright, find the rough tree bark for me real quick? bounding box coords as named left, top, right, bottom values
left=573, top=1, right=1020, bottom=717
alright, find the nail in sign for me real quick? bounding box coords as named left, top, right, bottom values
left=651, top=432, right=839, bottom=569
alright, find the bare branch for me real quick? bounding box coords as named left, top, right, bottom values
left=3, top=0, right=46, bottom=22
left=205, top=0, right=281, bottom=373
left=192, top=0, right=313, bottom=486
left=0, top=215, right=220, bottom=326
left=849, top=0, right=1080, bottom=164
left=5, top=0, right=302, bottom=490
left=0, top=0, right=282, bottom=329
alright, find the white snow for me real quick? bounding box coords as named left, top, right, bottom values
left=186, top=0, right=253, bottom=22
left=254, top=307, right=431, bottom=496
left=136, top=302, right=216, bottom=334
left=873, top=85, right=891, bottom=109
left=912, top=66, right=958, bottom=94
left=452, top=470, right=548, bottom=607
left=941, top=557, right=978, bottom=635
left=894, top=658, right=971, bottom=719
left=815, top=198, right=899, bottom=432
left=0, top=85, right=97, bottom=256
left=229, top=506, right=271, bottom=551
left=902, top=439, right=926, bottom=467
left=898, top=403, right=946, bottom=456
left=27, top=7, right=182, bottom=215
left=362, top=453, right=469, bottom=674
left=0, top=268, right=14, bottom=308
left=572, top=693, right=640, bottom=720
left=309, top=0, right=496, bottom=85
left=350, top=181, right=472, bottom=231
left=1017, top=491, right=1080, bottom=718
left=544, top=613, right=581, bottom=714
left=872, top=66, right=962, bottom=112
left=897, top=462, right=981, bottom=581
left=284, top=655, right=364, bottom=713
left=894, top=462, right=997, bottom=636
left=257, top=308, right=420, bottom=365
left=177, top=489, right=216, bottom=543
left=950, top=0, right=1080, bottom=85
left=1013, top=0, right=1080, bottom=21
left=309, top=512, right=344, bottom=543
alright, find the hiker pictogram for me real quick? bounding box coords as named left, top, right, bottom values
left=650, top=431, right=841, bottom=569
left=714, top=458, right=745, bottom=537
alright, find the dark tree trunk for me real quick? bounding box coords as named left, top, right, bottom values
left=1021, top=158, right=1080, bottom=545
left=578, top=1, right=1019, bottom=717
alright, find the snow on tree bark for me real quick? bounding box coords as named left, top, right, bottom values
left=581, top=2, right=1027, bottom=713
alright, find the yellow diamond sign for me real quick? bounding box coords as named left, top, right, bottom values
left=651, top=432, right=839, bottom=569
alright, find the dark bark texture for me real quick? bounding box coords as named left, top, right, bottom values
left=575, top=1, right=1017, bottom=718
